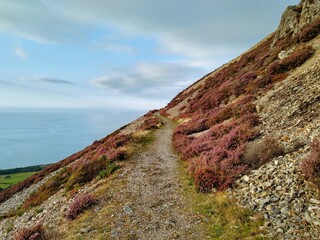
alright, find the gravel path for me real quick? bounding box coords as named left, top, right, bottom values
left=109, top=115, right=208, bottom=240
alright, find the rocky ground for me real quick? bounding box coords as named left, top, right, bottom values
left=108, top=115, right=208, bottom=240
left=228, top=37, right=320, bottom=239
left=229, top=148, right=320, bottom=239
left=0, top=170, right=59, bottom=216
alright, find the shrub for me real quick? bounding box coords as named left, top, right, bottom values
left=245, top=75, right=272, bottom=93
left=139, top=114, right=162, bottom=131
left=301, top=139, right=320, bottom=188
left=298, top=18, right=320, bottom=43
left=243, top=137, right=285, bottom=169
left=267, top=45, right=315, bottom=74
left=65, top=156, right=108, bottom=190
left=14, top=224, right=48, bottom=240
left=194, top=167, right=220, bottom=193
left=98, top=162, right=119, bottom=179
left=108, top=148, right=127, bottom=161
left=66, top=193, right=96, bottom=220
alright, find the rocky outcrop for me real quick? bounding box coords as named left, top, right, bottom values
left=274, top=0, right=320, bottom=42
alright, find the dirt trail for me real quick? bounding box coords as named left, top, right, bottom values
left=109, top=115, right=208, bottom=240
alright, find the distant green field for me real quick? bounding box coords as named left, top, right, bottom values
left=0, top=172, right=37, bottom=190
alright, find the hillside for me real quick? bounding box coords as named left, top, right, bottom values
left=0, top=0, right=319, bottom=239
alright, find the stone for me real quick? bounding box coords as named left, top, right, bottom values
left=276, top=228, right=284, bottom=234
left=165, top=218, right=176, bottom=229
left=263, top=182, right=272, bottom=188
left=266, top=205, right=273, bottom=211
left=270, top=196, right=280, bottom=203
left=80, top=226, right=92, bottom=234
left=310, top=198, right=320, bottom=205
left=243, top=175, right=250, bottom=182
left=278, top=51, right=288, bottom=60
left=123, top=205, right=133, bottom=215
left=304, top=214, right=312, bottom=223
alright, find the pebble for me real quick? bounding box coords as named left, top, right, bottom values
left=123, top=205, right=134, bottom=215
left=80, top=226, right=92, bottom=234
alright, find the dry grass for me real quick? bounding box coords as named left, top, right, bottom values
left=243, top=137, right=285, bottom=169
left=178, top=161, right=267, bottom=239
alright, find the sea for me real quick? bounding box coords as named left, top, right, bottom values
left=0, top=108, right=144, bottom=169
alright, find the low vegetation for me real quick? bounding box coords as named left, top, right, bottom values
left=298, top=18, right=320, bottom=43
left=267, top=45, right=315, bottom=74
left=301, top=138, right=320, bottom=188
left=178, top=162, right=266, bottom=239
left=13, top=223, right=48, bottom=240
left=243, top=137, right=285, bottom=169
left=66, top=193, right=97, bottom=220
left=164, top=24, right=316, bottom=192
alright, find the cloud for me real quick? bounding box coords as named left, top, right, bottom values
left=50, top=0, right=299, bottom=55
left=14, top=47, right=27, bottom=58
left=93, top=43, right=136, bottom=54
left=0, top=0, right=299, bottom=56
left=32, top=76, right=75, bottom=85
left=0, top=1, right=90, bottom=44
left=90, top=61, right=206, bottom=98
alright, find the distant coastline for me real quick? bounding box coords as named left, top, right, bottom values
left=0, top=108, right=144, bottom=169
left=0, top=164, right=49, bottom=174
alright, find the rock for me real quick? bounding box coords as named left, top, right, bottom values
left=243, top=175, right=250, bottom=182
left=123, top=205, right=133, bottom=215
left=263, top=182, right=272, bottom=188
left=80, top=226, right=92, bottom=234
left=165, top=218, right=176, bottom=229
left=266, top=205, right=273, bottom=211
left=270, top=196, right=280, bottom=203
left=310, top=198, right=320, bottom=205
left=276, top=228, right=284, bottom=234
left=278, top=51, right=288, bottom=60
left=304, top=214, right=312, bottom=224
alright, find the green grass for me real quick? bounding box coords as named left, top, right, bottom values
left=178, top=161, right=269, bottom=239
left=0, top=172, right=37, bottom=190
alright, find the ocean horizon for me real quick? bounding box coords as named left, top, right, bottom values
left=0, top=108, right=144, bottom=170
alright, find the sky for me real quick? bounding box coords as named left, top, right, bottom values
left=0, top=0, right=300, bottom=110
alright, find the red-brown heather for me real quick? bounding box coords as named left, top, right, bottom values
left=13, top=223, right=47, bottom=240
left=162, top=18, right=319, bottom=192
left=66, top=193, right=97, bottom=220
left=301, top=138, right=320, bottom=187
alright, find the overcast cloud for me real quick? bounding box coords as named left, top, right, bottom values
left=32, top=76, right=75, bottom=85
left=0, top=0, right=299, bottom=109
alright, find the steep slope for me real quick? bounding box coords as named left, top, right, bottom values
left=0, top=0, right=319, bottom=239
left=161, top=0, right=320, bottom=238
